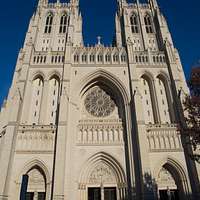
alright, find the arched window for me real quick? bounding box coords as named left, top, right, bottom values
left=89, top=54, right=95, bottom=62
left=144, top=14, right=154, bottom=34
left=113, top=53, right=119, bottom=62
left=74, top=54, right=79, bottom=62
left=156, top=76, right=172, bottom=123
left=105, top=53, right=111, bottom=62
left=82, top=54, right=87, bottom=63
left=97, top=54, right=103, bottom=62
left=59, top=13, right=68, bottom=34
left=130, top=14, right=139, bottom=33
left=46, top=76, right=60, bottom=124
left=44, top=13, right=53, bottom=34
left=121, top=53, right=127, bottom=62
left=29, top=76, right=44, bottom=124
left=141, top=75, right=156, bottom=124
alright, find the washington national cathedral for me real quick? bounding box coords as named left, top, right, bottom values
left=0, top=0, right=200, bottom=200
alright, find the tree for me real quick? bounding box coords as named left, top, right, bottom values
left=183, top=67, right=200, bottom=162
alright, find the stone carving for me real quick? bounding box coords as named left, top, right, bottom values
left=16, top=125, right=55, bottom=152
left=27, top=168, right=46, bottom=191
left=84, top=87, right=115, bottom=118
left=146, top=124, right=182, bottom=152
left=89, top=163, right=116, bottom=184
left=158, top=167, right=176, bottom=188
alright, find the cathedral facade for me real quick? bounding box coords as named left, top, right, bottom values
left=0, top=0, right=199, bottom=199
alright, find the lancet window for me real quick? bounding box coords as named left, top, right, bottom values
left=46, top=76, right=60, bottom=124
left=44, top=13, right=53, bottom=34
left=144, top=14, right=154, bottom=34
left=156, top=76, right=171, bottom=123
left=59, top=13, right=68, bottom=34
left=141, top=76, right=156, bottom=124
left=130, top=14, right=139, bottom=33
left=29, top=77, right=44, bottom=124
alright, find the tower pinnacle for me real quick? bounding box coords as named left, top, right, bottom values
left=148, top=0, right=159, bottom=9
left=70, top=0, right=79, bottom=6
left=38, top=0, right=47, bottom=6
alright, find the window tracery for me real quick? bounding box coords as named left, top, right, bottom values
left=44, top=13, right=53, bottom=34
left=59, top=13, right=68, bottom=34
left=144, top=14, right=154, bottom=34
left=84, top=87, right=116, bottom=118
left=130, top=14, right=139, bottom=33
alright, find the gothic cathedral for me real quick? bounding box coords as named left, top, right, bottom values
left=0, top=0, right=199, bottom=200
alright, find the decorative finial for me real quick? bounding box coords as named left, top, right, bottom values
left=97, top=36, right=101, bottom=45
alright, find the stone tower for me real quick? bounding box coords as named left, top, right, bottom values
left=0, top=0, right=199, bottom=200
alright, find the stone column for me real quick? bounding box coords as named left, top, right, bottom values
left=52, top=81, right=69, bottom=200
left=34, top=191, right=38, bottom=200
left=133, top=88, right=155, bottom=200
left=101, top=184, right=104, bottom=200
left=0, top=91, right=22, bottom=199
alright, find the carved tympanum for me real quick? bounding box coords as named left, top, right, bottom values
left=89, top=163, right=116, bottom=184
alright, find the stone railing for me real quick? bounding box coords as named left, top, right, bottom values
left=47, top=3, right=70, bottom=9
left=72, top=46, right=127, bottom=65
left=146, top=124, right=182, bottom=152
left=133, top=51, right=167, bottom=66
left=16, top=125, right=56, bottom=153
left=31, top=51, right=65, bottom=65
left=77, top=119, right=124, bottom=145
left=128, top=3, right=150, bottom=9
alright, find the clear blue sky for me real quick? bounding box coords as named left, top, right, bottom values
left=0, top=0, right=200, bottom=107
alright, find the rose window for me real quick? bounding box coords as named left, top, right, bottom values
left=84, top=87, right=116, bottom=117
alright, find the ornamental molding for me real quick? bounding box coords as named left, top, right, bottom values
left=88, top=163, right=116, bottom=184
left=18, top=125, right=56, bottom=132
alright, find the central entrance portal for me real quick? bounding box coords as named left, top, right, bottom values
left=79, top=153, right=126, bottom=200
left=88, top=187, right=117, bottom=200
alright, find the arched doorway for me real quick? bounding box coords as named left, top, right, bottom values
left=79, top=152, right=126, bottom=200
left=20, top=166, right=47, bottom=200
left=157, top=161, right=189, bottom=200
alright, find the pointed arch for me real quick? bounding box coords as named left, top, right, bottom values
left=47, top=71, right=61, bottom=81
left=156, top=73, right=175, bottom=123
left=120, top=51, right=127, bottom=63
left=59, top=12, right=68, bottom=34
left=46, top=74, right=60, bottom=124
left=44, top=12, right=54, bottom=34
left=17, top=159, right=51, bottom=200
left=77, top=69, right=130, bottom=105
left=144, top=13, right=154, bottom=33
left=79, top=152, right=126, bottom=186
left=140, top=73, right=158, bottom=123
left=154, top=157, right=190, bottom=199
left=18, top=159, right=50, bottom=183
left=76, top=70, right=135, bottom=199
left=31, top=71, right=45, bottom=82
left=130, top=13, right=139, bottom=33
left=105, top=52, right=111, bottom=63
left=29, top=74, right=44, bottom=124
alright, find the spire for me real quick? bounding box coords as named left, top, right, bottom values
left=118, top=0, right=127, bottom=5
left=148, top=0, right=159, bottom=9
left=38, top=0, right=47, bottom=7
left=117, top=0, right=127, bottom=12
left=70, top=0, right=79, bottom=6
